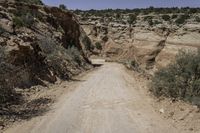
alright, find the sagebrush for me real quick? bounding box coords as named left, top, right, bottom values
left=151, top=50, right=200, bottom=105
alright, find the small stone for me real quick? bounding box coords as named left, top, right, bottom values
left=0, top=125, right=4, bottom=130
left=159, top=108, right=165, bottom=114
left=189, top=128, right=194, bottom=131
left=169, top=112, right=174, bottom=117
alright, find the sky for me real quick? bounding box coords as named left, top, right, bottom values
left=42, top=0, right=200, bottom=10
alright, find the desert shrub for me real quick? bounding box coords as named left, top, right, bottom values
left=144, top=16, right=153, bottom=21
left=189, top=8, right=198, bottom=14
left=127, top=14, right=137, bottom=25
left=59, top=4, right=67, bottom=10
left=143, top=16, right=154, bottom=26
left=13, top=16, right=24, bottom=28
left=95, top=42, right=102, bottom=50
left=148, top=19, right=154, bottom=26
left=162, top=14, right=171, bottom=21
left=115, top=13, right=121, bottom=19
left=90, top=44, right=95, bottom=51
left=154, top=20, right=162, bottom=25
left=102, top=35, right=109, bottom=42
left=38, top=37, right=69, bottom=79
left=83, top=36, right=92, bottom=50
left=121, top=59, right=141, bottom=72
left=195, top=16, right=200, bottom=22
left=128, top=60, right=140, bottom=71
left=47, top=55, right=70, bottom=79
left=13, top=9, right=35, bottom=28
left=0, top=25, right=6, bottom=34
left=141, top=10, right=149, bottom=15
left=104, top=13, right=110, bottom=18
left=22, top=12, right=35, bottom=27
left=16, top=0, right=43, bottom=5
left=67, top=46, right=82, bottom=65
left=0, top=63, right=17, bottom=104
left=172, top=14, right=178, bottom=19
left=151, top=50, right=200, bottom=104
left=175, top=14, right=190, bottom=25
left=99, top=18, right=104, bottom=23
left=13, top=5, right=45, bottom=28
left=0, top=86, right=12, bottom=104
left=0, top=48, right=17, bottom=104
left=45, top=44, right=82, bottom=79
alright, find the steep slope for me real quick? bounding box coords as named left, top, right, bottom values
left=0, top=1, right=93, bottom=103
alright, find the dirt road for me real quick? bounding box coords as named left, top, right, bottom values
left=5, top=61, right=179, bottom=133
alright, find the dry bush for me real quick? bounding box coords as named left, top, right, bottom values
left=151, top=50, right=200, bottom=105
left=175, top=14, right=190, bottom=25
left=16, top=0, right=43, bottom=5
left=95, top=42, right=102, bottom=50
left=162, top=14, right=171, bottom=21
left=0, top=48, right=17, bottom=104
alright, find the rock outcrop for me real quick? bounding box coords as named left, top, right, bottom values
left=0, top=1, right=92, bottom=101
left=77, top=12, right=200, bottom=71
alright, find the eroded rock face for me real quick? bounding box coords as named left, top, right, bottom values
left=0, top=2, right=92, bottom=90
left=78, top=13, right=200, bottom=71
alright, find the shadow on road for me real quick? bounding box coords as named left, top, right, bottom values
left=93, top=64, right=103, bottom=67
left=90, top=58, right=105, bottom=68
left=0, top=97, right=52, bottom=128
left=69, top=78, right=86, bottom=82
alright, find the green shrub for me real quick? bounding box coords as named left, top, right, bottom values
left=0, top=70, right=16, bottom=104
left=127, top=14, right=137, bottom=25
left=59, top=4, right=67, bottom=10
left=45, top=41, right=83, bottom=79
left=144, top=16, right=153, bottom=21
left=148, top=19, right=154, bottom=26
left=172, top=14, right=178, bottom=19
left=151, top=50, right=200, bottom=104
left=0, top=48, right=16, bottom=104
left=13, top=9, right=35, bottom=28
left=189, top=8, right=198, bottom=14
left=115, top=13, right=121, bottom=19
left=67, top=46, right=82, bottom=65
left=13, top=17, right=24, bottom=28
left=143, top=16, right=154, bottom=26
left=0, top=25, right=6, bottom=34
left=102, top=36, right=109, bottom=42
left=175, top=14, right=190, bottom=25
left=195, top=16, right=200, bottom=22
left=95, top=42, right=102, bottom=50
left=16, top=0, right=43, bottom=5
left=162, top=14, right=171, bottom=21
left=23, top=13, right=35, bottom=27
left=83, top=36, right=92, bottom=50
left=90, top=44, right=95, bottom=51
left=154, top=20, right=162, bottom=25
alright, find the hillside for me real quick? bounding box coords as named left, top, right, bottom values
left=1, top=2, right=200, bottom=132
left=75, top=8, right=200, bottom=71
left=0, top=0, right=93, bottom=127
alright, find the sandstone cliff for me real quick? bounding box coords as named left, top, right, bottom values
left=77, top=11, right=200, bottom=71
left=0, top=1, right=92, bottom=103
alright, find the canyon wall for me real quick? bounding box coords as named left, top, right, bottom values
left=77, top=12, right=200, bottom=71
left=0, top=1, right=93, bottom=94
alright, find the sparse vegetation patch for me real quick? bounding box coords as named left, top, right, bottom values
left=162, top=14, right=171, bottom=21
left=175, top=14, right=190, bottom=25
left=151, top=50, right=200, bottom=105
